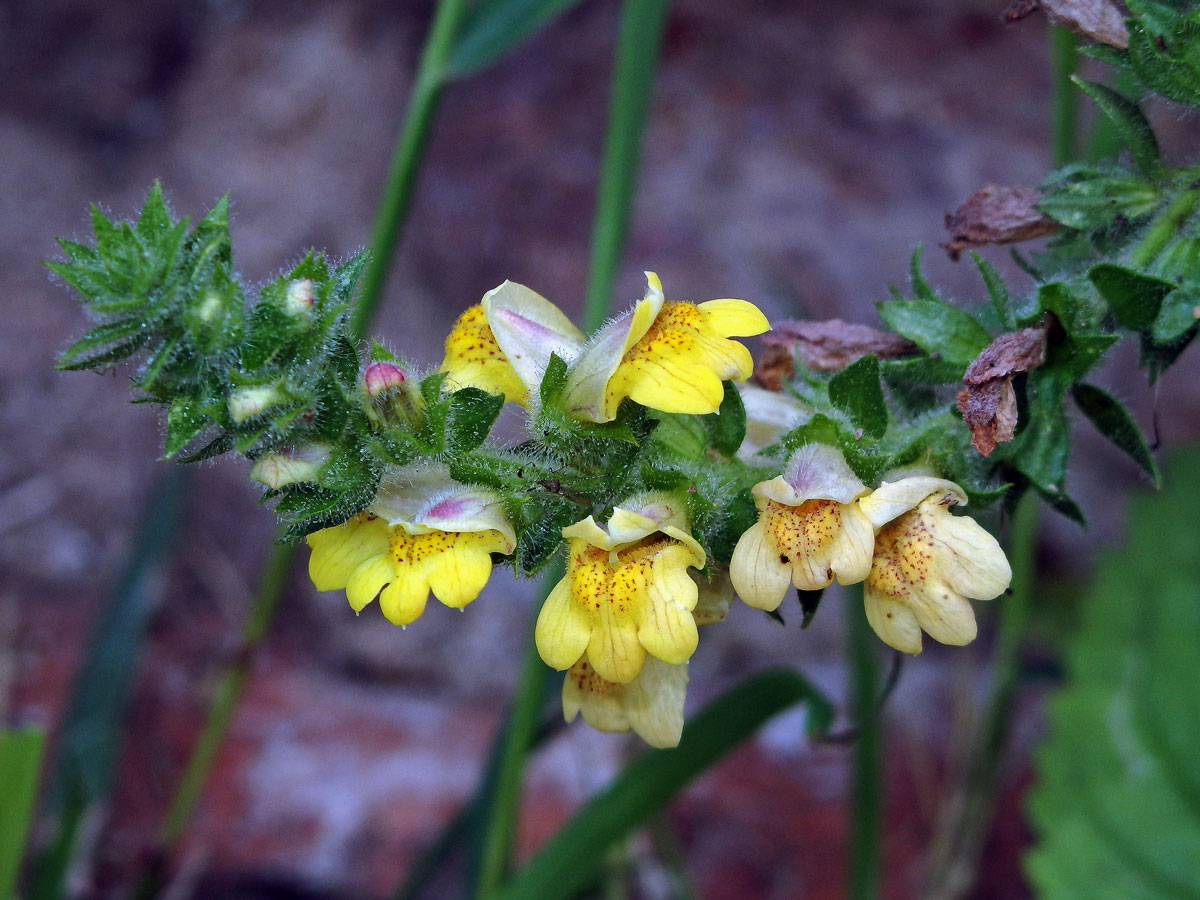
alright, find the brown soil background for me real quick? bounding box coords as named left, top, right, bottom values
left=3, top=1, right=1199, bottom=898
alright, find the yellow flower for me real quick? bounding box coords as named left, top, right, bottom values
left=858, top=477, right=1011, bottom=654
left=563, top=272, right=770, bottom=423
left=562, top=656, right=689, bottom=749
left=561, top=568, right=730, bottom=748
left=306, top=468, right=516, bottom=626
left=730, top=443, right=875, bottom=611
left=534, top=494, right=706, bottom=684
left=440, top=280, right=584, bottom=406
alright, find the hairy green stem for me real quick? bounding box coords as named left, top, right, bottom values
left=1049, top=27, right=1078, bottom=167
left=583, top=0, right=672, bottom=332
left=352, top=0, right=473, bottom=338
left=847, top=588, right=882, bottom=900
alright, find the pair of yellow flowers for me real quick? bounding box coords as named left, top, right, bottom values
left=306, top=274, right=1010, bottom=746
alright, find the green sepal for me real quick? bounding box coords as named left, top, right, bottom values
left=1071, top=383, right=1160, bottom=486
left=1126, top=2, right=1200, bottom=106
left=445, top=387, right=505, bottom=454
left=778, top=414, right=890, bottom=484
left=1070, top=77, right=1161, bottom=176
left=540, top=353, right=569, bottom=406
left=512, top=493, right=579, bottom=576
left=797, top=588, right=823, bottom=629
left=699, top=381, right=748, bottom=457
left=828, top=354, right=887, bottom=439
left=1089, top=263, right=1177, bottom=332
left=163, top=395, right=215, bottom=458
left=177, top=432, right=233, bottom=464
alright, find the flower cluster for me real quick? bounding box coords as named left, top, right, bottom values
left=301, top=273, right=1011, bottom=747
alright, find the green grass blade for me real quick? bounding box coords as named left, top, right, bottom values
left=29, top=466, right=190, bottom=900
left=446, top=0, right=587, bottom=78
left=583, top=0, right=672, bottom=332
left=0, top=728, right=46, bottom=900
left=491, top=669, right=833, bottom=900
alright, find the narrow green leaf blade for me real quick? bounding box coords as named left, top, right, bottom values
left=1070, top=77, right=1161, bottom=176
left=1071, top=383, right=1160, bottom=485
left=828, top=354, right=888, bottom=438
left=493, top=669, right=833, bottom=900
left=447, top=0, right=586, bottom=77
left=0, top=728, right=46, bottom=900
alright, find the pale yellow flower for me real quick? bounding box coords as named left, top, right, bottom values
left=439, top=280, right=584, bottom=406
left=534, top=494, right=705, bottom=684
left=858, top=477, right=1011, bottom=654
left=730, top=443, right=875, bottom=611
left=735, top=382, right=811, bottom=462
left=306, top=468, right=516, bottom=626
left=563, top=272, right=770, bottom=423
left=563, top=656, right=689, bottom=749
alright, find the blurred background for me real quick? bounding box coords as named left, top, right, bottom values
left=4, top=0, right=1199, bottom=898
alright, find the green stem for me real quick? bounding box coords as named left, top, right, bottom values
left=1049, top=26, right=1078, bottom=167
left=846, top=587, right=881, bottom=900
left=352, top=0, right=473, bottom=339
left=471, top=562, right=563, bottom=900
left=583, top=0, right=672, bottom=332
left=1129, top=175, right=1200, bottom=269
left=921, top=491, right=1038, bottom=899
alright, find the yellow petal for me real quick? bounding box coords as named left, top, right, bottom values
left=345, top=554, right=393, bottom=612
left=587, top=599, right=646, bottom=684
left=638, top=549, right=700, bottom=664
left=696, top=298, right=771, bottom=336
left=534, top=574, right=592, bottom=671
left=425, top=532, right=501, bottom=609
left=563, top=656, right=687, bottom=748
left=439, top=304, right=528, bottom=405
left=378, top=572, right=429, bottom=626
left=306, top=514, right=390, bottom=592
left=729, top=518, right=793, bottom=611
left=864, top=589, right=924, bottom=654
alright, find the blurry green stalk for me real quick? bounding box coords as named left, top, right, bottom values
left=1050, top=26, right=1078, bottom=167
left=846, top=590, right=882, bottom=900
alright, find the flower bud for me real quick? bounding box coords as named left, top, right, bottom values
left=362, top=360, right=423, bottom=428
left=249, top=444, right=332, bottom=489
left=229, top=384, right=284, bottom=424
left=283, top=278, right=315, bottom=316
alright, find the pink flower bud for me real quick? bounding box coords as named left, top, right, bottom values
left=363, top=360, right=408, bottom=398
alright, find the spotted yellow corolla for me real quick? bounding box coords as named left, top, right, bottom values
left=559, top=567, right=731, bottom=748
left=535, top=494, right=705, bottom=685
left=858, top=476, right=1011, bottom=654
left=730, top=443, right=875, bottom=611
left=440, top=280, right=584, bottom=406
left=306, top=468, right=516, bottom=626
left=563, top=272, right=770, bottom=423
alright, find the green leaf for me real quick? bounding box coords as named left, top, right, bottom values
left=446, top=387, right=505, bottom=454
left=492, top=669, right=833, bottom=900
left=0, top=728, right=45, bottom=900
left=1152, top=283, right=1200, bottom=342
left=879, top=354, right=965, bottom=385
left=700, top=381, right=748, bottom=456
left=164, top=395, right=214, bottom=458
left=1036, top=175, right=1160, bottom=232
left=876, top=300, right=991, bottom=366
left=540, top=353, right=569, bottom=406
left=828, top=354, right=888, bottom=439
left=1070, top=77, right=1161, bottom=176
left=1089, top=263, right=1178, bottom=331
left=1071, top=383, right=1160, bottom=485
left=447, top=0, right=586, bottom=77
left=971, top=251, right=1016, bottom=330
left=1026, top=447, right=1200, bottom=898
left=1126, top=6, right=1200, bottom=106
